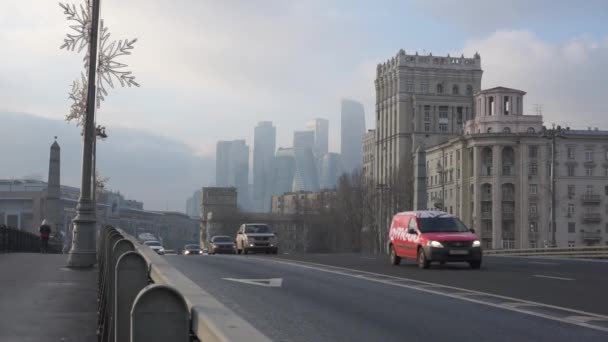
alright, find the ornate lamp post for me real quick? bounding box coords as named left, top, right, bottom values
left=60, top=0, right=139, bottom=267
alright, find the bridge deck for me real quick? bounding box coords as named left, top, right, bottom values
left=0, top=253, right=97, bottom=342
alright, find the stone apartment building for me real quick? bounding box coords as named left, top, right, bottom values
left=374, top=50, right=483, bottom=186
left=271, top=190, right=336, bottom=215
left=422, top=87, right=608, bottom=249
left=362, top=129, right=375, bottom=180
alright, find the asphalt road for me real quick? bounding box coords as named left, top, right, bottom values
left=270, top=253, right=608, bottom=315
left=167, top=254, right=608, bottom=342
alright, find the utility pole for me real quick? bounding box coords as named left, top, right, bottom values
left=542, top=124, right=568, bottom=248
left=67, top=0, right=100, bottom=268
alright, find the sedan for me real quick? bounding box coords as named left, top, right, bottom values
left=182, top=244, right=203, bottom=255
left=209, top=236, right=236, bottom=254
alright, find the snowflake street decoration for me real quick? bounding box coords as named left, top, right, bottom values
left=60, top=0, right=139, bottom=125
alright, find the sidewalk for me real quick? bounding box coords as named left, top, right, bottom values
left=0, top=253, right=97, bottom=342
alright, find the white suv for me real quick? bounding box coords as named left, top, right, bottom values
left=235, top=223, right=278, bottom=255
left=143, top=240, right=165, bottom=255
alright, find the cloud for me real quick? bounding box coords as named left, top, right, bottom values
left=460, top=30, right=608, bottom=128
left=0, top=112, right=214, bottom=211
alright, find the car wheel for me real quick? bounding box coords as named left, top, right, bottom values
left=469, top=260, right=482, bottom=269
left=417, top=248, right=430, bottom=269
left=389, top=245, right=401, bottom=265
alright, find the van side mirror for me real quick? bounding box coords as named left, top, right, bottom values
left=407, top=228, right=417, bottom=235
left=469, top=228, right=476, bottom=234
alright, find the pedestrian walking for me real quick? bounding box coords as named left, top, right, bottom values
left=39, top=219, right=51, bottom=253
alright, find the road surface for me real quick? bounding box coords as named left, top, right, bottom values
left=167, top=254, right=608, bottom=342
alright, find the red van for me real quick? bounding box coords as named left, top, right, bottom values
left=388, top=210, right=482, bottom=269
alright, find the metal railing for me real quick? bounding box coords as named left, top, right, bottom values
left=485, top=245, right=608, bottom=258
left=0, top=224, right=40, bottom=253
left=98, top=225, right=270, bottom=342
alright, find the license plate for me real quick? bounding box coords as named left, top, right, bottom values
left=449, top=250, right=469, bottom=255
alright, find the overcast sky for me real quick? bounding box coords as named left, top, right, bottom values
left=2, top=0, right=608, bottom=210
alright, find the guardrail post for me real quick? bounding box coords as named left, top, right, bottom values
left=99, top=229, right=122, bottom=342
left=115, top=251, right=148, bottom=342
left=131, top=284, right=189, bottom=342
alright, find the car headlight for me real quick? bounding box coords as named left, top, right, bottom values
left=472, top=240, right=481, bottom=247
left=428, top=240, right=444, bottom=248
left=185, top=250, right=190, bottom=255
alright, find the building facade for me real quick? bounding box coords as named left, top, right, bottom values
left=341, top=99, right=366, bottom=174
left=374, top=50, right=483, bottom=190
left=293, top=131, right=315, bottom=151
left=320, top=152, right=342, bottom=189
left=252, top=121, right=276, bottom=212
left=271, top=190, right=336, bottom=215
left=362, top=129, right=376, bottom=180
left=306, top=118, right=329, bottom=157
left=186, top=189, right=202, bottom=218
left=422, top=87, right=608, bottom=249
left=215, top=140, right=250, bottom=210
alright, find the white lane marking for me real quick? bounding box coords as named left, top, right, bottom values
left=533, top=275, right=575, bottom=281
left=567, top=316, right=608, bottom=323
left=489, top=255, right=608, bottom=263
left=223, top=278, right=283, bottom=287
left=259, top=258, right=608, bottom=333
left=528, top=261, right=560, bottom=265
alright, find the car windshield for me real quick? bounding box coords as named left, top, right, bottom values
left=185, top=244, right=200, bottom=250
left=417, top=217, right=470, bottom=233
left=212, top=236, right=232, bottom=243
left=144, top=241, right=161, bottom=247
left=244, top=225, right=270, bottom=234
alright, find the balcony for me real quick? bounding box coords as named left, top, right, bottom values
left=582, top=213, right=602, bottom=223
left=481, top=211, right=493, bottom=220
left=481, top=230, right=493, bottom=239
left=581, top=231, right=602, bottom=241
left=581, top=194, right=601, bottom=205
left=528, top=212, right=538, bottom=220
left=502, top=211, right=515, bottom=220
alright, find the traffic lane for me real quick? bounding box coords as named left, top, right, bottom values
left=270, top=253, right=608, bottom=315
left=167, top=255, right=607, bottom=342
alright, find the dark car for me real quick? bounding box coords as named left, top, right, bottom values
left=209, top=235, right=236, bottom=254
left=182, top=244, right=202, bottom=255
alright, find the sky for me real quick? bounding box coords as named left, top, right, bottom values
left=1, top=0, right=608, bottom=210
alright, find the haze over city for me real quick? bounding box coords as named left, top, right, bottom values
left=2, top=0, right=608, bottom=211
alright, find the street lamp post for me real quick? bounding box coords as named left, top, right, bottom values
left=541, top=124, right=568, bottom=248
left=67, top=0, right=101, bottom=268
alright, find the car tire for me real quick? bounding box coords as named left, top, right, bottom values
left=469, top=260, right=482, bottom=269
left=417, top=248, right=430, bottom=269
left=389, top=245, right=401, bottom=265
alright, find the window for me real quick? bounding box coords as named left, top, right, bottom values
left=587, top=185, right=594, bottom=195
left=567, top=165, right=575, bottom=177
left=568, top=203, right=575, bottom=216
left=567, top=147, right=575, bottom=159
left=516, top=97, right=521, bottom=114
left=527, top=127, right=535, bottom=134
left=530, top=203, right=537, bottom=214
left=568, top=222, right=576, bottom=233
left=456, top=150, right=460, bottom=161
left=438, top=106, right=448, bottom=119
left=450, top=189, right=453, bottom=198
left=420, top=82, right=428, bottom=94
left=529, top=221, right=538, bottom=232
left=529, top=146, right=538, bottom=158
left=503, top=127, right=511, bottom=133
left=452, top=84, right=459, bottom=95
left=424, top=106, right=431, bottom=121
left=605, top=223, right=608, bottom=233
left=466, top=85, right=473, bottom=95
left=586, top=167, right=593, bottom=176
left=450, top=206, right=453, bottom=214
left=567, top=185, right=575, bottom=198
left=605, top=185, right=608, bottom=196
left=585, top=150, right=593, bottom=162
left=456, top=169, right=460, bottom=178
left=449, top=153, right=453, bottom=166
left=425, top=122, right=430, bottom=132
left=439, top=124, right=448, bottom=132
left=406, top=82, right=414, bottom=93
left=529, top=163, right=538, bottom=176
left=529, top=184, right=537, bottom=194
left=437, top=83, right=443, bottom=94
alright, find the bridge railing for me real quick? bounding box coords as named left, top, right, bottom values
left=98, top=225, right=269, bottom=342
left=485, top=245, right=608, bottom=258
left=0, top=224, right=40, bottom=253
